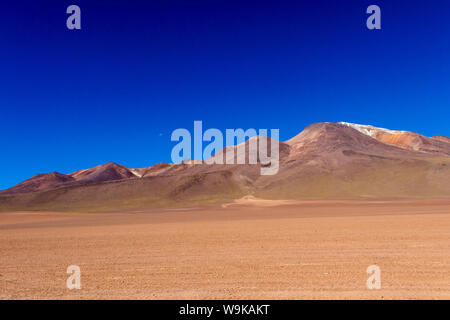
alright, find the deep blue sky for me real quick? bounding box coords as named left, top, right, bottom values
left=1, top=0, right=449, bottom=189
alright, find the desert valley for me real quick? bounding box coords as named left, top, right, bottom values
left=1, top=122, right=450, bottom=299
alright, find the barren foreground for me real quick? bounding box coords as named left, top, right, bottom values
left=1, top=200, right=449, bottom=299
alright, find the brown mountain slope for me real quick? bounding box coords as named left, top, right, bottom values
left=1, top=163, right=139, bottom=196
left=0, top=172, right=75, bottom=194
left=69, top=162, right=137, bottom=183
left=433, top=136, right=450, bottom=143
left=286, top=122, right=423, bottom=162
left=254, top=122, right=450, bottom=199
left=133, top=163, right=174, bottom=177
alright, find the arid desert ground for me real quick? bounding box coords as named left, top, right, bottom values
left=1, top=199, right=449, bottom=299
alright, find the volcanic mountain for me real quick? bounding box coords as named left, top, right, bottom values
left=0, top=163, right=139, bottom=195
left=1, top=122, right=450, bottom=211
left=255, top=122, right=450, bottom=199
left=4, top=172, right=75, bottom=194
left=69, top=162, right=137, bottom=183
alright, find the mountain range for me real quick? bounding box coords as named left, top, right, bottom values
left=1, top=122, right=450, bottom=212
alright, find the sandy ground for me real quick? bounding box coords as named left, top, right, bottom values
left=1, top=199, right=449, bottom=299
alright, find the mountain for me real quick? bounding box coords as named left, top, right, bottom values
left=0, top=162, right=139, bottom=196
left=2, top=172, right=75, bottom=194
left=68, top=162, right=137, bottom=183
left=255, top=122, right=450, bottom=199
left=1, top=122, right=450, bottom=211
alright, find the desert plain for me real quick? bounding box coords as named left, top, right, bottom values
left=1, top=198, right=449, bottom=299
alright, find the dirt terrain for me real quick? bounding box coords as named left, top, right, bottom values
left=1, top=199, right=449, bottom=299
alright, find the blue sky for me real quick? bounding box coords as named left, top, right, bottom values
left=1, top=0, right=449, bottom=189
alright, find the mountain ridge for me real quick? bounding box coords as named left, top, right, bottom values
left=1, top=122, right=450, bottom=211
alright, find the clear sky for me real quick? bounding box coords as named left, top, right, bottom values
left=1, top=0, right=449, bottom=189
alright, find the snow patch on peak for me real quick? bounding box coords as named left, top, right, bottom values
left=338, top=122, right=405, bottom=137
left=130, top=169, right=143, bottom=178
